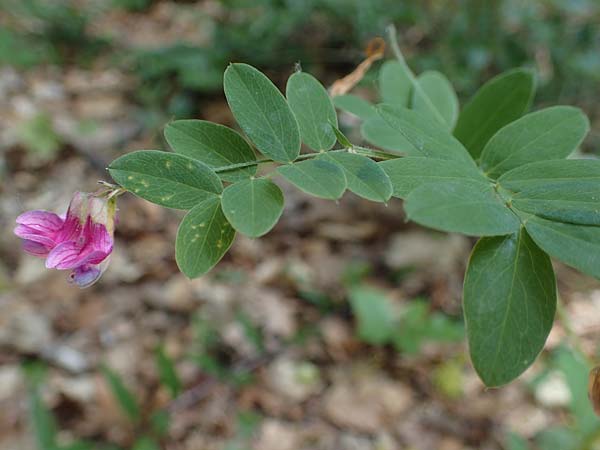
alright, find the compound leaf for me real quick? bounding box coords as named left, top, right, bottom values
left=412, top=70, right=459, bottom=129
left=333, top=94, right=377, bottom=120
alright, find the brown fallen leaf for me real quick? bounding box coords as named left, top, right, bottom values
left=329, top=37, right=385, bottom=97
left=588, top=366, right=600, bottom=415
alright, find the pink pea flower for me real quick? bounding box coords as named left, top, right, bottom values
left=14, top=191, right=117, bottom=288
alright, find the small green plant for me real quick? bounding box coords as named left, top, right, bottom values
left=507, top=346, right=600, bottom=450
left=18, top=113, right=62, bottom=162
left=105, top=25, right=598, bottom=388
left=348, top=285, right=463, bottom=352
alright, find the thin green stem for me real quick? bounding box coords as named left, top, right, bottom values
left=385, top=24, right=447, bottom=125
left=214, top=147, right=401, bottom=174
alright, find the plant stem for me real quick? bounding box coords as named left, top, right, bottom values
left=214, top=147, right=401, bottom=174
left=385, top=24, right=447, bottom=125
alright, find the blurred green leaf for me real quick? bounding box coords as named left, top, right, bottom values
left=393, top=300, right=463, bottom=354
left=18, top=114, right=61, bottom=159
left=348, top=285, right=396, bottom=345
left=155, top=346, right=182, bottom=398
left=333, top=94, right=377, bottom=120
left=236, top=311, right=265, bottom=353
left=505, top=432, right=532, bottom=450
left=379, top=60, right=412, bottom=107
left=101, top=365, right=141, bottom=423
left=28, top=384, right=57, bottom=450
left=412, top=70, right=459, bottom=129
left=150, top=410, right=170, bottom=438
left=554, top=347, right=597, bottom=435
left=131, top=437, right=160, bottom=450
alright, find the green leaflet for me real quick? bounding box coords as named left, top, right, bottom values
left=164, top=120, right=256, bottom=182
left=348, top=285, right=396, bottom=345
left=333, top=94, right=377, bottom=120
left=404, top=179, right=520, bottom=236
left=224, top=63, right=300, bottom=162
left=361, top=116, right=416, bottom=153
left=554, top=347, right=597, bottom=437
left=101, top=365, right=141, bottom=422
left=277, top=158, right=347, bottom=200
left=286, top=71, right=337, bottom=151
left=108, top=150, right=222, bottom=209
left=499, top=159, right=600, bottom=225
left=176, top=197, right=235, bottom=278
left=412, top=70, right=459, bottom=129
left=464, top=229, right=556, bottom=387
left=480, top=106, right=590, bottom=178
left=379, top=60, right=411, bottom=107
left=221, top=178, right=284, bottom=237
left=454, top=68, right=536, bottom=159
left=379, top=156, right=487, bottom=199
left=377, top=104, right=476, bottom=165
left=155, top=346, right=182, bottom=398
left=322, top=152, right=392, bottom=202
left=524, top=215, right=600, bottom=280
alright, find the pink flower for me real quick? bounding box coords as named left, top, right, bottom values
left=14, top=191, right=117, bottom=288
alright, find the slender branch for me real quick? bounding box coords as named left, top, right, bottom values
left=385, top=24, right=447, bottom=125
left=214, top=147, right=401, bottom=174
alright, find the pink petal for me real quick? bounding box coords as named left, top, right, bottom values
left=14, top=224, right=57, bottom=247
left=46, top=241, right=84, bottom=269
left=54, top=215, right=83, bottom=243
left=84, top=221, right=113, bottom=255
left=21, top=239, right=51, bottom=257
left=16, top=210, right=64, bottom=232
left=45, top=225, right=113, bottom=270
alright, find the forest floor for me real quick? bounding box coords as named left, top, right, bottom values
left=1, top=3, right=600, bottom=450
